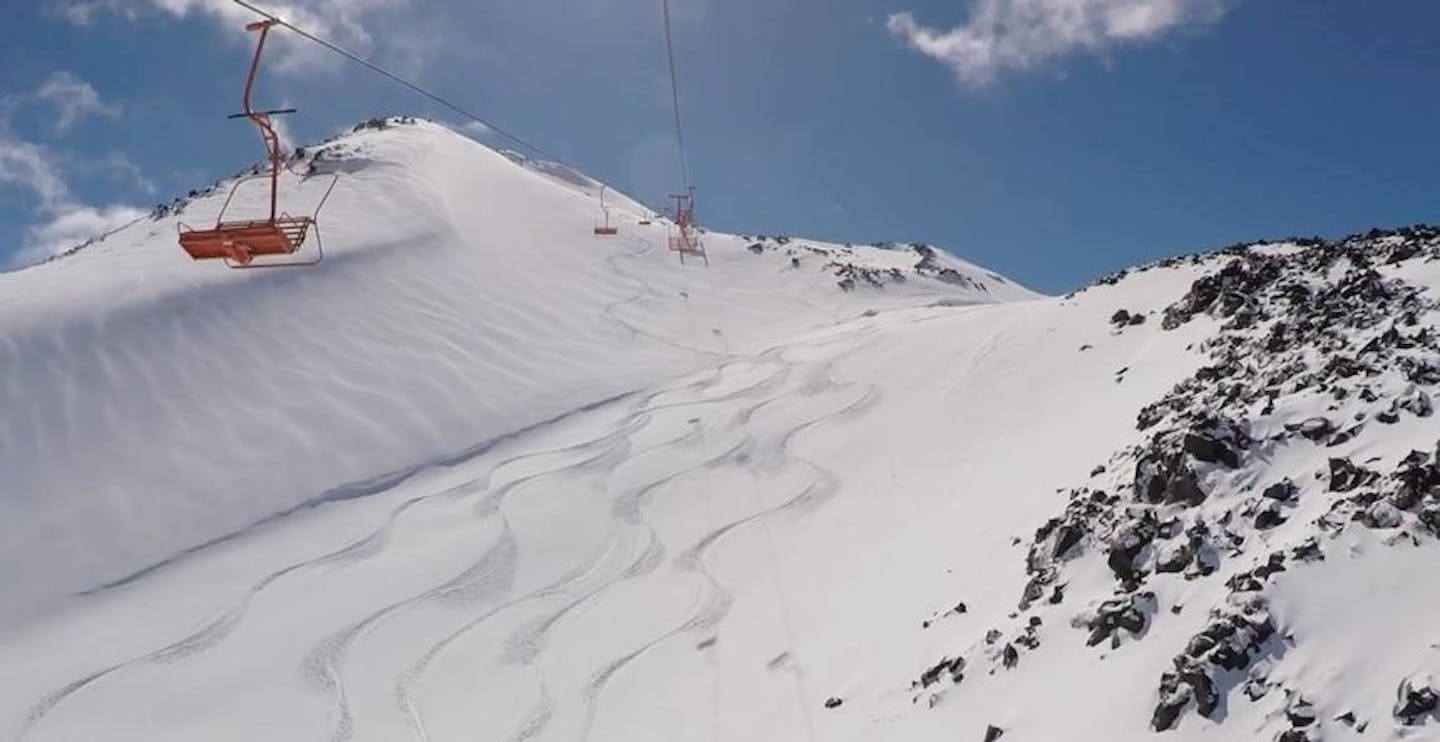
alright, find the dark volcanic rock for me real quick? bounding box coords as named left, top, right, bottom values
left=1286, top=696, right=1317, bottom=727
left=1183, top=432, right=1240, bottom=468
left=1052, top=522, right=1084, bottom=560
left=1328, top=458, right=1376, bottom=492
left=1296, top=417, right=1334, bottom=442
left=1152, top=673, right=1191, bottom=732
left=1253, top=503, right=1286, bottom=530
left=1110, top=309, right=1147, bottom=328
left=1263, top=480, right=1298, bottom=501
left=947, top=227, right=1440, bottom=732
left=1155, top=539, right=1195, bottom=573
left=1421, top=501, right=1440, bottom=535
left=1181, top=663, right=1219, bottom=718
left=1107, top=516, right=1157, bottom=584
left=1166, top=469, right=1207, bottom=507
left=918, top=656, right=965, bottom=688
left=1395, top=676, right=1439, bottom=723
left=1082, top=592, right=1152, bottom=647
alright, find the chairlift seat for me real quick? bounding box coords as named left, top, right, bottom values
left=178, top=19, right=333, bottom=269
left=668, top=234, right=703, bottom=254
left=180, top=216, right=314, bottom=265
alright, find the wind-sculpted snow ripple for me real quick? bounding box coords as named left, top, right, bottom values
left=10, top=396, right=656, bottom=742
left=10, top=287, right=890, bottom=742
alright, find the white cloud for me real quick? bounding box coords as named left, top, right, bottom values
left=34, top=71, right=120, bottom=133
left=0, top=133, right=149, bottom=268
left=14, top=204, right=148, bottom=266
left=0, top=138, right=69, bottom=206
left=887, top=0, right=1231, bottom=87
left=99, top=152, right=158, bottom=196
left=49, top=0, right=138, bottom=25
left=51, top=0, right=421, bottom=75
left=0, top=70, right=118, bottom=136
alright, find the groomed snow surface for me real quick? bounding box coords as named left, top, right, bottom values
left=2, top=120, right=1437, bottom=742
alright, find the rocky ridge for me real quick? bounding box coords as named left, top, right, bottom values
left=913, top=225, right=1440, bottom=739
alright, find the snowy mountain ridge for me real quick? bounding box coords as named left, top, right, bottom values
left=2, top=116, right=1439, bottom=742
left=0, top=117, right=1031, bottom=627
left=903, top=226, right=1440, bottom=742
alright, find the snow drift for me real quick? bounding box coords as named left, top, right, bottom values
left=0, top=118, right=1032, bottom=628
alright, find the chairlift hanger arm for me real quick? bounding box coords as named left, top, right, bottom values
left=230, top=0, right=568, bottom=166
left=241, top=19, right=280, bottom=116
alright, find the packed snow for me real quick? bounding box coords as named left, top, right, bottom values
left=0, top=119, right=1031, bottom=629
left=3, top=118, right=1439, bottom=742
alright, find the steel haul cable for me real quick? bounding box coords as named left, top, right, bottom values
left=232, top=0, right=702, bottom=225
left=660, top=0, right=690, bottom=189
left=230, top=0, right=567, bottom=165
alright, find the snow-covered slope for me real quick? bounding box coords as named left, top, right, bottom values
left=4, top=117, right=1440, bottom=742
left=0, top=118, right=1032, bottom=627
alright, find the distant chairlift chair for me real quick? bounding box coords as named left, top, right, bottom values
left=593, top=185, right=619, bottom=236
left=179, top=20, right=337, bottom=268
left=667, top=188, right=707, bottom=265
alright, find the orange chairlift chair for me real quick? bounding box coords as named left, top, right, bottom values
left=594, top=184, right=619, bottom=236
left=179, top=20, right=337, bottom=268
left=667, top=187, right=707, bottom=265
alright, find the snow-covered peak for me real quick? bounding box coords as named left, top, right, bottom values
left=0, top=115, right=1032, bottom=626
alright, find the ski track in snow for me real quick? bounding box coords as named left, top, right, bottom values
left=14, top=490, right=425, bottom=741
left=11, top=401, right=651, bottom=742
left=402, top=347, right=859, bottom=742
left=11, top=307, right=891, bottom=742
left=562, top=338, right=883, bottom=742
left=290, top=408, right=662, bottom=742
left=600, top=231, right=728, bottom=359
left=391, top=375, right=782, bottom=742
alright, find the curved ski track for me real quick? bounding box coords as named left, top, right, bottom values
left=12, top=245, right=898, bottom=742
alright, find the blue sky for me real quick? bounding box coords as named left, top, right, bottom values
left=1, top=1, right=1437, bottom=292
